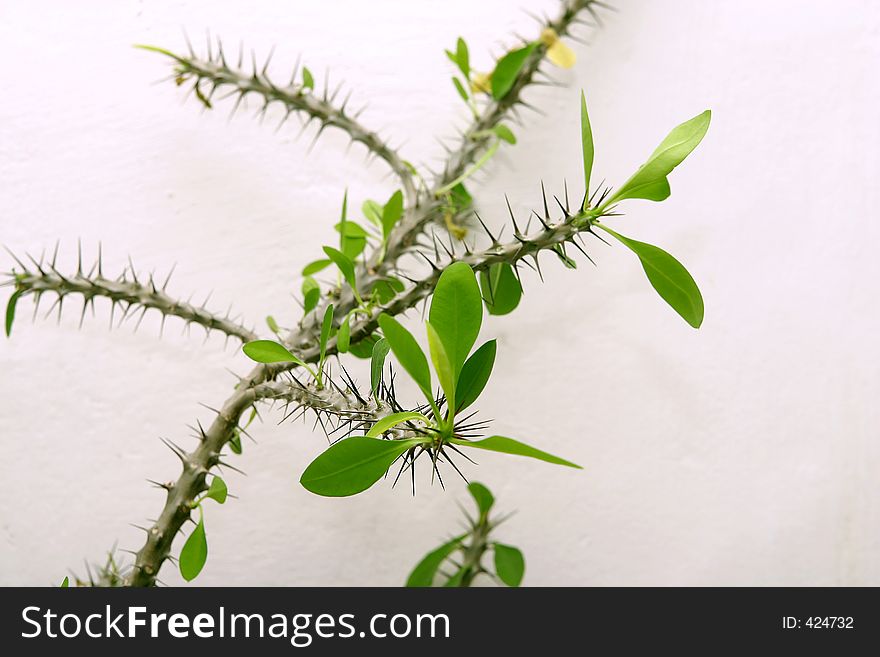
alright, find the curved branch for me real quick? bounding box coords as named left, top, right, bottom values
left=5, top=254, right=257, bottom=343
left=141, top=45, right=417, bottom=202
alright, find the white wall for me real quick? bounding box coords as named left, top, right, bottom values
left=1, top=0, right=878, bottom=586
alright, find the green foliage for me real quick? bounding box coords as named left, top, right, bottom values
left=493, top=543, right=525, bottom=587
left=179, top=517, right=208, bottom=581
left=468, top=482, right=494, bottom=517
left=302, top=66, right=314, bottom=90
left=243, top=340, right=309, bottom=369
left=366, top=411, right=429, bottom=438
left=609, top=110, right=711, bottom=204
left=480, top=263, right=522, bottom=315
left=377, top=314, right=433, bottom=402
left=302, top=276, right=320, bottom=315
left=323, top=246, right=357, bottom=293
left=455, top=340, right=496, bottom=413
left=299, top=437, right=425, bottom=497
left=406, top=535, right=465, bottom=587
left=429, top=261, right=483, bottom=377
left=370, top=337, right=391, bottom=398
left=5, top=289, right=22, bottom=337
left=60, top=576, right=69, bottom=588
left=580, top=90, right=594, bottom=206
left=491, top=44, right=536, bottom=99
left=598, top=225, right=704, bottom=328
left=205, top=476, right=228, bottom=504
left=493, top=124, right=516, bottom=144
left=450, top=435, right=582, bottom=469
left=381, top=190, right=404, bottom=240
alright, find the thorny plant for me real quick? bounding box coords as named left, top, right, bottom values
left=406, top=483, right=526, bottom=587
left=3, top=0, right=711, bottom=586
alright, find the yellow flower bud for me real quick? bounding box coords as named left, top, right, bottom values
left=470, top=72, right=492, bottom=94
left=539, top=27, right=576, bottom=69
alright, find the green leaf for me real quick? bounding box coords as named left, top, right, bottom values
left=205, top=476, right=227, bottom=504
left=468, top=482, right=494, bottom=517
left=362, top=199, right=383, bottom=227
left=335, top=223, right=367, bottom=260
left=406, top=535, right=465, bottom=587
left=381, top=190, right=404, bottom=239
left=455, top=37, right=470, bottom=78
left=455, top=340, right=496, bottom=412
left=302, top=276, right=320, bottom=315
left=179, top=518, right=208, bottom=582
left=243, top=340, right=309, bottom=368
left=479, top=263, right=522, bottom=316
left=266, top=315, right=280, bottom=334
left=426, top=321, right=456, bottom=413
left=377, top=314, right=432, bottom=402
left=452, top=77, right=469, bottom=102
left=493, top=124, right=516, bottom=144
left=366, top=411, right=429, bottom=438
left=371, top=276, right=404, bottom=304
left=300, top=437, right=424, bottom=497
left=449, top=183, right=472, bottom=212
left=60, top=576, right=69, bottom=588
left=444, top=568, right=466, bottom=587
left=429, top=262, right=482, bottom=377
left=609, top=110, right=711, bottom=204
left=5, top=289, right=22, bottom=337
left=229, top=431, right=243, bottom=455
left=302, top=258, right=331, bottom=276
left=337, top=315, right=351, bottom=353
left=552, top=244, right=577, bottom=269
left=319, top=304, right=334, bottom=363
left=349, top=332, right=379, bottom=359
left=302, top=66, right=314, bottom=90
left=450, top=435, right=582, bottom=469
left=599, top=225, right=704, bottom=328
left=370, top=337, right=391, bottom=397
left=322, top=246, right=357, bottom=292
left=491, top=43, right=536, bottom=100
left=581, top=90, right=594, bottom=206
left=493, top=543, right=524, bottom=587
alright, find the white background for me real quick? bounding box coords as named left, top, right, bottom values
left=1, top=0, right=878, bottom=586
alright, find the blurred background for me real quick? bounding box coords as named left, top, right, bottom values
left=1, top=0, right=878, bottom=586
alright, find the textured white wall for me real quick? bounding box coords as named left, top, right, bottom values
left=1, top=0, right=878, bottom=586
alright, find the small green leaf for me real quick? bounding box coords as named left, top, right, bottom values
left=452, top=77, right=469, bottom=102
left=599, top=225, right=704, bottom=328
left=337, top=315, right=351, bottom=353
left=5, top=289, right=22, bottom=337
left=266, top=315, right=280, bottom=334
left=426, top=321, right=456, bottom=413
left=429, top=262, right=483, bottom=377
left=479, top=263, right=522, bottom=316
left=378, top=314, right=433, bottom=402
left=302, top=66, right=314, bottom=90
left=371, top=277, right=404, bottom=304
left=366, top=411, right=429, bottom=438
left=349, top=332, right=379, bottom=359
left=381, top=190, right=404, bottom=239
left=449, top=183, right=472, bottom=212
left=609, top=110, right=711, bottom=204
left=444, top=568, right=466, bottom=587
left=406, top=535, right=465, bottom=587
left=229, top=431, right=243, bottom=455
left=60, top=576, right=69, bottom=588
left=205, top=476, right=227, bottom=504
left=581, top=90, right=594, bottom=206
left=302, top=276, right=320, bottom=315
left=493, top=543, right=524, bottom=587
left=319, top=304, right=334, bottom=363
left=322, top=246, right=357, bottom=292
left=370, top=337, right=391, bottom=397
left=455, top=340, right=496, bottom=412
left=491, top=44, right=536, bottom=100
left=302, top=259, right=331, bottom=276
left=450, top=435, right=582, bottom=469
left=243, top=340, right=309, bottom=368
left=179, top=518, right=208, bottom=582
left=455, top=37, right=470, bottom=78
left=468, top=482, right=494, bottom=517
left=493, top=124, right=516, bottom=144
left=552, top=244, right=577, bottom=269
left=362, top=199, right=384, bottom=227
left=300, top=437, right=424, bottom=497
